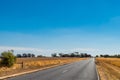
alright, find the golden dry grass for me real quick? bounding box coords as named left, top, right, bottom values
left=96, top=58, right=120, bottom=67
left=16, top=57, right=86, bottom=68
left=96, top=58, right=120, bottom=80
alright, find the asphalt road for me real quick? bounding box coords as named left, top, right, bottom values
left=8, top=58, right=99, bottom=80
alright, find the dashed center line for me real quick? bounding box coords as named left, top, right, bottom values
left=62, top=70, right=68, bottom=73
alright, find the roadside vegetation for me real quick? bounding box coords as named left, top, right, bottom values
left=0, top=50, right=89, bottom=77
left=96, top=57, right=120, bottom=80
left=0, top=50, right=16, bottom=67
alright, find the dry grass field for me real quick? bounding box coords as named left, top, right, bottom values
left=96, top=58, right=120, bottom=80
left=0, top=57, right=86, bottom=77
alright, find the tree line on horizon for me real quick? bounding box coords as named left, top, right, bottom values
left=51, top=52, right=92, bottom=58
left=16, top=53, right=35, bottom=58
left=16, top=52, right=92, bottom=58
left=96, top=54, right=120, bottom=58
left=1, top=50, right=120, bottom=58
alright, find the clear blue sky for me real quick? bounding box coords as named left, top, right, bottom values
left=0, top=0, right=120, bottom=55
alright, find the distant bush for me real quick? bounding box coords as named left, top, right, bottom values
left=0, top=51, right=16, bottom=67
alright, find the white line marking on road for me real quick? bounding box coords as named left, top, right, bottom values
left=62, top=70, right=68, bottom=73
left=94, top=58, right=100, bottom=80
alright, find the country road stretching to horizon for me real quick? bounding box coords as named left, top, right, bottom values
left=8, top=58, right=99, bottom=80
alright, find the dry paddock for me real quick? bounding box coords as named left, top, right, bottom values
left=96, top=58, right=120, bottom=80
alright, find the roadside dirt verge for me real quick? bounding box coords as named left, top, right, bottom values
left=96, top=58, right=120, bottom=80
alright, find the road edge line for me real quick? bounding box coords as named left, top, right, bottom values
left=0, top=63, right=66, bottom=80
left=0, top=60, right=83, bottom=80
left=95, top=59, right=100, bottom=80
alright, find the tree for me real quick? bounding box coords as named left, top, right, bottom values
left=22, top=53, right=28, bottom=57
left=31, top=54, right=35, bottom=57
left=28, top=53, right=32, bottom=57
left=74, top=52, right=79, bottom=57
left=1, top=51, right=16, bottom=67
left=59, top=53, right=63, bottom=57
left=37, top=55, right=43, bottom=57
left=51, top=53, right=57, bottom=57
left=16, top=54, right=22, bottom=58
left=100, top=54, right=103, bottom=57
left=96, top=55, right=99, bottom=57
left=80, top=53, right=85, bottom=57
left=104, top=54, right=109, bottom=58
left=70, top=53, right=75, bottom=57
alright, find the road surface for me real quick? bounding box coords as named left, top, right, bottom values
left=8, top=58, right=99, bottom=80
